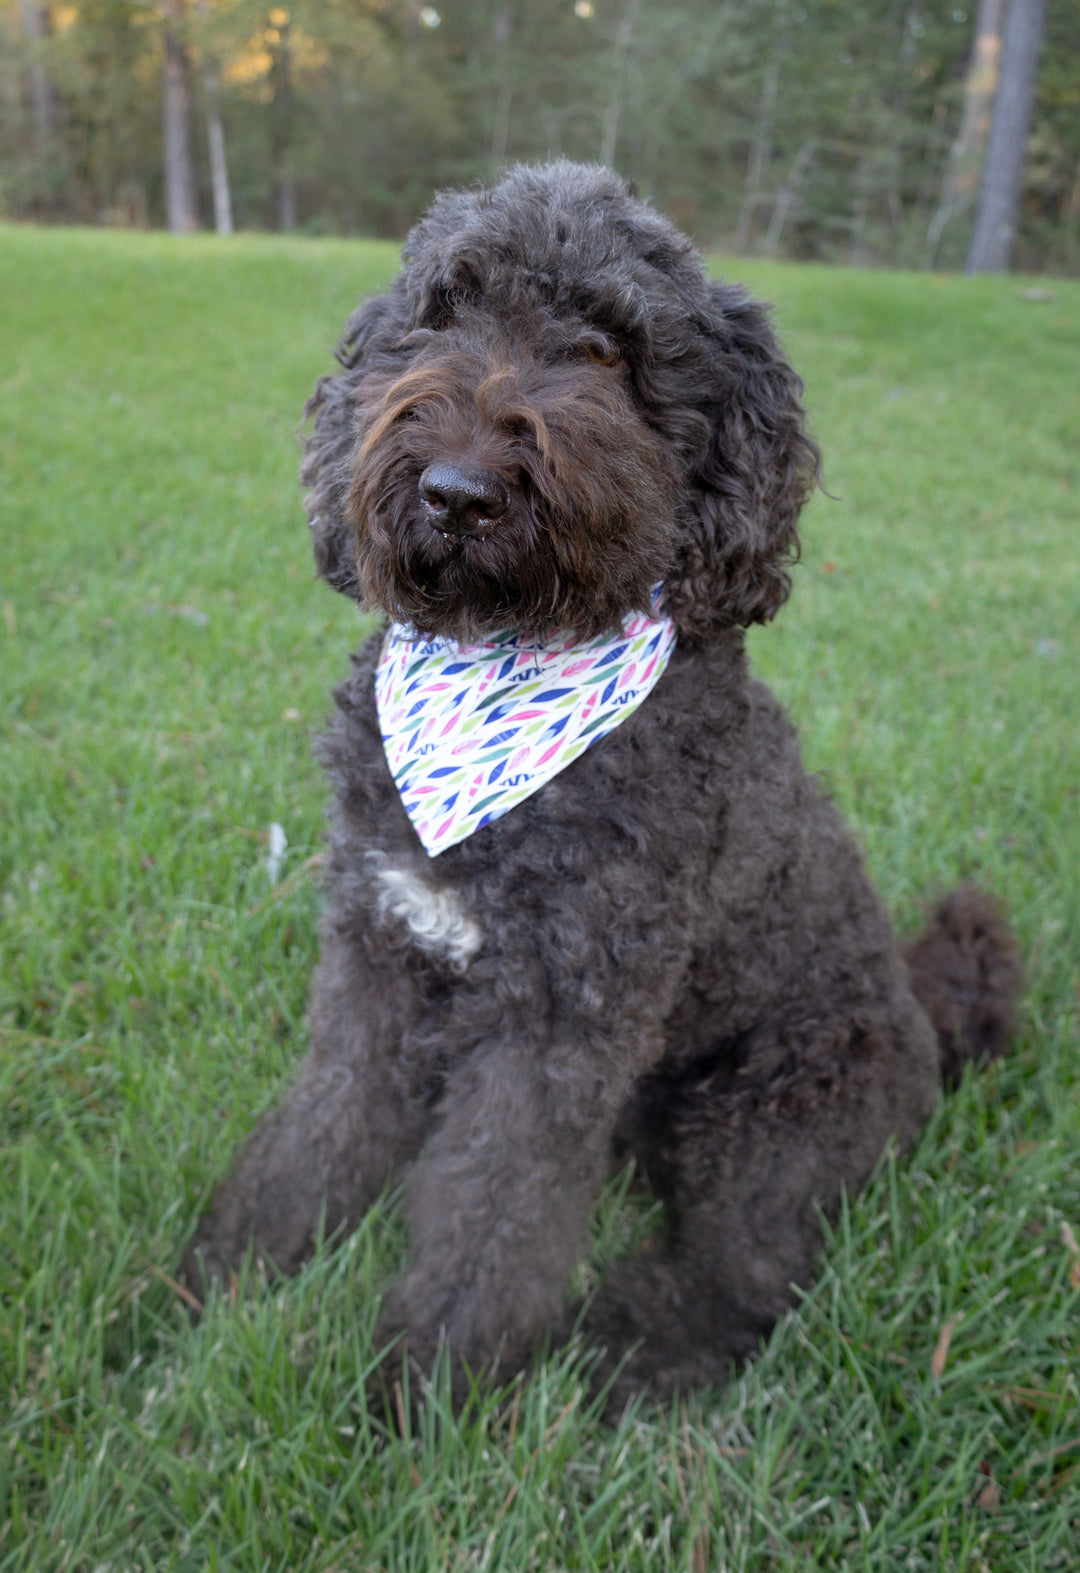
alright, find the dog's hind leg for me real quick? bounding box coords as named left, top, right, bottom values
left=181, top=930, right=439, bottom=1285
left=583, top=998, right=939, bottom=1409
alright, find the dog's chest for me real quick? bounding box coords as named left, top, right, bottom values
left=368, top=855, right=482, bottom=970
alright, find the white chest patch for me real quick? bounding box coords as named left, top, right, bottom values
left=370, top=859, right=483, bottom=970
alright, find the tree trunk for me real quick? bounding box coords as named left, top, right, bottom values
left=1065, top=151, right=1080, bottom=225
left=195, top=1, right=232, bottom=235
left=599, top=1, right=637, bottom=170
left=924, top=0, right=1004, bottom=265
left=965, top=0, right=1048, bottom=273
left=17, top=0, right=54, bottom=157
left=848, top=152, right=875, bottom=267
left=490, top=2, right=515, bottom=172
left=735, top=41, right=781, bottom=252
left=203, top=67, right=233, bottom=235
left=270, top=15, right=295, bottom=231
left=162, top=0, right=199, bottom=233
left=763, top=138, right=816, bottom=255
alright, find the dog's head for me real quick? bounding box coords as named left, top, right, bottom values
left=302, top=162, right=819, bottom=643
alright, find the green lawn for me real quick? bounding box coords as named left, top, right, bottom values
left=1, top=224, right=1078, bottom=1572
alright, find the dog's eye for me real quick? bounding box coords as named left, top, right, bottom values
left=585, top=341, right=621, bottom=367
left=419, top=288, right=463, bottom=332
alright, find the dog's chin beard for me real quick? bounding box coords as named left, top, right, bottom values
left=354, top=500, right=649, bottom=645
left=360, top=529, right=569, bottom=644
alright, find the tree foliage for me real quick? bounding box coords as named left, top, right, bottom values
left=2, top=0, right=1078, bottom=270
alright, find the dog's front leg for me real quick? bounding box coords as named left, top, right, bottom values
left=182, top=930, right=436, bottom=1285
left=379, top=1030, right=644, bottom=1390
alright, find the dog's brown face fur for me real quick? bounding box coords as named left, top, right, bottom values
left=348, top=320, right=678, bottom=642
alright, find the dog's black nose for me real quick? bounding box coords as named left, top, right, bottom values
left=419, top=463, right=510, bottom=537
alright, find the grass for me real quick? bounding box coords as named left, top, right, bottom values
left=1, top=222, right=1078, bottom=1571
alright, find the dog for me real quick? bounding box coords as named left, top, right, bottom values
left=182, top=162, right=1022, bottom=1408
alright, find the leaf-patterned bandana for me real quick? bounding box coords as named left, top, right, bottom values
left=375, top=590, right=677, bottom=856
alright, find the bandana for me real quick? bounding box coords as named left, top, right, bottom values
left=375, top=590, right=677, bottom=856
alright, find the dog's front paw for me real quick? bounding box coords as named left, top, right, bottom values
left=176, top=1227, right=257, bottom=1308
left=367, top=1314, right=481, bottom=1423
left=373, top=1268, right=544, bottom=1413
left=171, top=1234, right=226, bottom=1319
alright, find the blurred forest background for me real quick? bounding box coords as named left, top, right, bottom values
left=3, top=0, right=1079, bottom=272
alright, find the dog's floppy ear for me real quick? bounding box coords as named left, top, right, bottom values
left=663, top=281, right=820, bottom=640
left=300, top=288, right=411, bottom=597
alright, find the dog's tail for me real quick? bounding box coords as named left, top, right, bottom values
left=903, top=886, right=1024, bottom=1086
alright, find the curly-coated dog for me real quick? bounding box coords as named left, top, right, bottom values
left=183, top=162, right=1022, bottom=1407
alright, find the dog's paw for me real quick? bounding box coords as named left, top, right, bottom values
left=577, top=1259, right=761, bottom=1415
left=175, top=1233, right=239, bottom=1312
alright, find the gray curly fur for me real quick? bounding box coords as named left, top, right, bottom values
left=183, top=162, right=1022, bottom=1409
